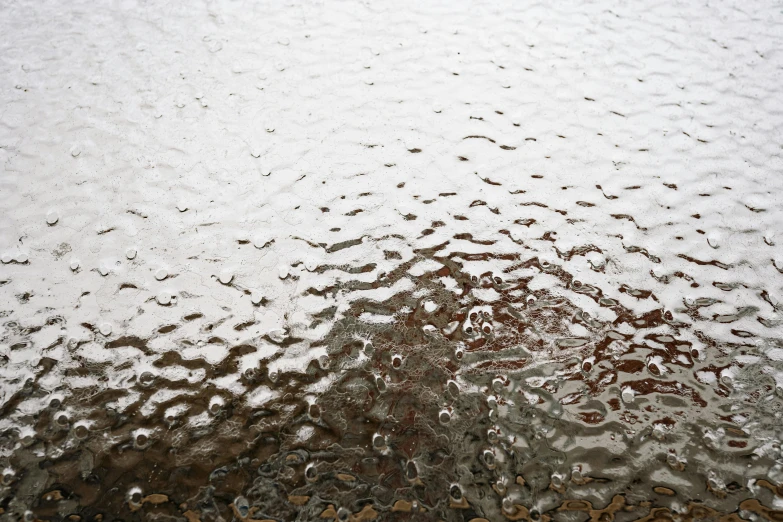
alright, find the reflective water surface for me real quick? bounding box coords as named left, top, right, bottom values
left=2, top=0, right=783, bottom=520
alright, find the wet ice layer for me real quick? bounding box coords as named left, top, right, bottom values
left=1, top=0, right=783, bottom=520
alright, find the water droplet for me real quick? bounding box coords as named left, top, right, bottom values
left=268, top=328, right=287, bottom=343
left=1, top=253, right=11, bottom=264
left=128, top=487, right=143, bottom=505
left=375, top=374, right=387, bottom=393
left=70, top=145, right=81, bottom=157
left=582, top=358, right=594, bottom=372
left=99, top=323, right=112, bottom=336
left=391, top=354, right=403, bottom=368
left=219, top=270, right=233, bottom=285
left=1, top=469, right=15, bottom=486
left=125, top=248, right=137, bottom=260
left=447, top=379, right=459, bottom=397
left=720, top=368, right=735, bottom=387
left=363, top=342, right=375, bottom=356
left=234, top=495, right=249, bottom=517
left=70, top=259, right=80, bottom=271
left=46, top=210, right=59, bottom=225
left=155, top=268, right=168, bottom=281
left=483, top=449, right=496, bottom=469
left=406, top=460, right=419, bottom=481
left=278, top=265, right=290, bottom=279
left=176, top=203, right=188, bottom=212
left=251, top=291, right=264, bottom=305
left=305, top=463, right=318, bottom=482
left=209, top=396, right=224, bottom=415
left=134, top=430, right=150, bottom=449
left=139, top=371, right=155, bottom=386
left=156, top=292, right=171, bottom=306
left=667, top=453, right=679, bottom=467
left=98, top=263, right=110, bottom=276
left=621, top=387, right=635, bottom=404
left=439, top=409, right=451, bottom=424
left=73, top=423, right=89, bottom=440
left=492, top=378, right=505, bottom=393
left=372, top=433, right=386, bottom=449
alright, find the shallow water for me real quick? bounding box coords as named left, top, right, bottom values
left=2, top=0, right=783, bottom=520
